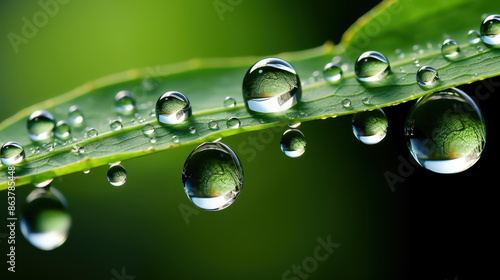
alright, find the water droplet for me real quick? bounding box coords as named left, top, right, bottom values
left=189, top=126, right=196, bottom=134
left=362, top=97, right=371, bottom=105
left=114, top=90, right=136, bottom=115
left=226, top=117, right=241, bottom=129
left=71, top=145, right=80, bottom=153
left=323, top=62, right=342, bottom=83
left=27, top=110, right=55, bottom=142
left=109, top=119, right=123, bottom=131
left=33, top=178, right=53, bottom=188
left=150, top=138, right=157, bottom=144
left=223, top=96, right=236, bottom=108
left=55, top=121, right=71, bottom=140
left=83, top=170, right=90, bottom=174
left=342, top=98, right=352, bottom=108
left=480, top=14, right=500, bottom=47
left=141, top=123, right=155, bottom=136
left=107, top=164, right=127, bottom=187
left=68, top=106, right=84, bottom=126
left=20, top=187, right=71, bottom=250
left=354, top=51, right=390, bottom=82
left=182, top=142, right=243, bottom=211
left=467, top=30, right=481, bottom=44
left=172, top=135, right=180, bottom=144
left=280, top=129, right=306, bottom=158
left=405, top=88, right=486, bottom=174
left=86, top=128, right=98, bottom=138
left=1, top=141, right=25, bottom=165
left=441, top=39, right=460, bottom=58
left=78, top=146, right=85, bottom=154
left=155, top=91, right=192, bottom=124
left=288, top=122, right=301, bottom=128
left=352, top=109, right=388, bottom=145
left=242, top=58, right=301, bottom=113
left=416, top=65, right=439, bottom=87
left=208, top=120, right=218, bottom=130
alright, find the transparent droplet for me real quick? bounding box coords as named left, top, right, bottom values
left=362, top=97, right=371, bottom=105
left=86, top=128, right=98, bottom=138
left=354, top=51, right=391, bottom=82
left=1, top=141, right=25, bottom=165
left=342, top=98, right=352, bottom=108
left=288, top=122, right=301, bottom=128
left=155, top=91, right=192, bottom=124
left=33, top=178, right=53, bottom=188
left=55, top=121, right=71, bottom=140
left=107, top=164, right=127, bottom=187
left=20, top=187, right=71, bottom=251
left=280, top=129, right=306, bottom=158
left=467, top=30, right=481, bottom=44
left=416, top=65, right=439, bottom=87
left=114, top=90, right=136, bottom=115
left=226, top=117, right=241, bottom=129
left=223, top=96, right=236, bottom=108
left=68, top=106, right=84, bottom=126
left=323, top=62, right=342, bottom=83
left=208, top=120, right=218, bottom=130
left=441, top=39, right=460, bottom=58
left=182, top=142, right=243, bottom=211
left=242, top=58, right=301, bottom=113
left=141, top=123, right=155, bottom=136
left=405, top=88, right=486, bottom=174
left=352, top=109, right=388, bottom=145
left=172, top=135, right=180, bottom=144
left=480, top=14, right=500, bottom=47
left=189, top=126, right=196, bottom=134
left=78, top=146, right=85, bottom=154
left=109, top=120, right=123, bottom=131
left=71, top=145, right=80, bottom=153
left=27, top=110, right=55, bottom=142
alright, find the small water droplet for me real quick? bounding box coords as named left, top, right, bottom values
left=341, top=98, right=352, bottom=108
left=68, top=106, right=84, bottom=126
left=71, top=145, right=79, bottom=153
left=362, top=97, right=371, bottom=105
left=467, top=30, right=481, bottom=44
left=55, top=121, right=71, bottom=140
left=416, top=65, right=439, bottom=87
left=280, top=129, right=306, bottom=158
left=141, top=123, right=155, bottom=136
left=27, top=110, right=55, bottom=142
left=86, top=128, right=98, bottom=138
left=109, top=120, right=123, bottom=131
left=172, top=135, right=180, bottom=144
left=114, top=90, right=136, bottom=115
left=182, top=142, right=243, bottom=211
left=1, top=141, right=25, bottom=165
left=226, top=117, right=241, bottom=129
left=480, top=14, right=500, bottom=47
left=150, top=138, right=157, bottom=143
left=223, top=96, right=236, bottom=108
left=288, top=122, right=301, bottom=128
left=155, top=91, right=192, bottom=124
left=441, top=39, right=460, bottom=58
left=352, top=109, right=388, bottom=145
left=107, top=164, right=127, bottom=187
left=208, top=120, right=218, bottom=130
left=354, top=51, right=391, bottom=82
left=83, top=170, right=90, bottom=174
left=323, top=62, right=342, bottom=83
left=189, top=126, right=196, bottom=134
left=242, top=58, right=301, bottom=113
left=78, top=146, right=85, bottom=154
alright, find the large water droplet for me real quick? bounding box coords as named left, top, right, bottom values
left=352, top=109, right=388, bottom=145
left=182, top=142, right=243, bottom=211
left=114, top=90, right=136, bottom=115
left=441, top=39, right=460, bottom=58
left=467, top=30, right=481, bottom=44
left=480, top=14, right=500, bottom=47
left=223, top=96, right=236, bottom=108
left=323, top=62, right=342, bottom=83
left=242, top=58, right=301, bottom=113
left=226, top=117, right=241, bottom=129
left=1, top=141, right=25, bottom=165
left=280, top=129, right=306, bottom=158
left=109, top=119, right=123, bottom=131
left=354, top=51, right=390, bottom=82
left=55, top=121, right=71, bottom=140
left=416, top=66, right=439, bottom=87
left=405, top=88, right=486, bottom=174
left=68, top=106, right=84, bottom=126
left=155, top=91, right=192, bottom=124
left=20, top=187, right=71, bottom=251
left=107, top=164, right=127, bottom=187
left=27, top=110, right=55, bottom=141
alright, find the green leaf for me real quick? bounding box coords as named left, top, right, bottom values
left=1, top=0, right=500, bottom=190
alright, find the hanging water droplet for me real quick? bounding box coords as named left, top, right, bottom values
left=33, top=178, right=53, bottom=188
left=54, top=121, right=71, bottom=140
left=280, top=129, right=306, bottom=158
left=68, top=106, right=84, bottom=126
left=354, top=51, right=391, bottom=82
left=141, top=123, right=155, bottom=136
left=109, top=119, right=123, bottom=131
left=86, top=128, right=98, bottom=138
left=467, top=30, right=481, bottom=44
left=480, top=14, right=500, bottom=47
left=208, top=120, right=218, bottom=130
left=223, top=96, right=236, bottom=108
left=1, top=141, right=25, bottom=165
left=416, top=65, right=439, bottom=87
left=182, top=142, right=243, bottom=211
left=405, top=88, right=486, bottom=174
left=226, top=117, right=241, bottom=129
left=107, top=164, right=127, bottom=187
left=362, top=97, right=371, bottom=105
left=242, top=57, right=301, bottom=113
left=323, top=62, right=342, bottom=83
left=27, top=110, right=55, bottom=142
left=114, top=90, right=136, bottom=115
left=288, top=122, right=301, bottom=128
left=352, top=109, right=388, bottom=145
left=155, top=91, right=192, bottom=124
left=441, top=39, right=460, bottom=58
left=20, top=187, right=71, bottom=251
left=342, top=98, right=352, bottom=108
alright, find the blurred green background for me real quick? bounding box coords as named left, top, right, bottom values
left=1, top=0, right=496, bottom=279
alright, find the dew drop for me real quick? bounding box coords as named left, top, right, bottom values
left=242, top=58, right=301, bottom=113
left=226, top=117, right=241, bottom=129
left=352, top=109, right=388, bottom=145
left=189, top=126, right=196, bottom=134
left=155, top=91, right=192, bottom=124
left=280, top=129, right=306, bottom=158
left=441, top=39, right=460, bottom=58
left=55, top=121, right=71, bottom=140
left=172, top=135, right=180, bottom=144
left=323, top=62, right=342, bottom=83
left=416, top=65, right=439, bottom=87
left=1, top=141, right=25, bottom=165
left=68, top=106, right=84, bottom=126
left=109, top=119, right=123, bottom=131
left=223, top=96, right=236, bottom=108
left=182, top=142, right=243, bottom=211
left=405, top=88, right=486, bottom=174
left=341, top=98, right=352, bottom=108
left=354, top=51, right=391, bottom=82
left=78, top=146, right=85, bottom=154
left=362, top=97, right=371, bottom=105
left=480, top=14, right=500, bottom=47
left=114, top=90, right=136, bottom=115
left=107, top=164, right=127, bottom=187
left=86, top=128, right=98, bottom=138
left=208, top=120, right=218, bottom=130
left=27, top=110, right=55, bottom=142
left=141, top=123, right=155, bottom=136
left=467, top=30, right=481, bottom=44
